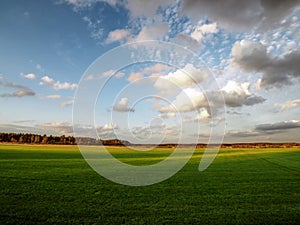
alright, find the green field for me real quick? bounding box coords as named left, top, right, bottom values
left=0, top=144, right=300, bottom=224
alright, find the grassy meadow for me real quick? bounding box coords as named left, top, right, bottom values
left=0, top=144, right=299, bottom=224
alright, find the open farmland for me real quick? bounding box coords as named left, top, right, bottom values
left=0, top=144, right=300, bottom=224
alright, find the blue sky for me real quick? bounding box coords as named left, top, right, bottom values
left=1, top=0, right=300, bottom=143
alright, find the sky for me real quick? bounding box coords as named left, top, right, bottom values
left=1, top=0, right=300, bottom=143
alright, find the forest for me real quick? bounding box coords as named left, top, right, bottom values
left=0, top=132, right=130, bottom=146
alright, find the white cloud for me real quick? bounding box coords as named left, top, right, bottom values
left=158, top=80, right=265, bottom=113
left=22, top=73, right=36, bottom=80
left=113, top=98, right=135, bottom=112
left=41, top=76, right=54, bottom=84
left=101, top=123, right=117, bottom=131
left=40, top=76, right=78, bottom=91
left=184, top=108, right=211, bottom=123
left=106, top=29, right=132, bottom=44
left=221, top=81, right=250, bottom=107
left=191, top=22, right=218, bottom=42
left=127, top=72, right=143, bottom=83
left=154, top=64, right=209, bottom=90
left=159, top=87, right=207, bottom=112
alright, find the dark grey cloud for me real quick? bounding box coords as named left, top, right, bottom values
left=255, top=120, right=300, bottom=131
left=227, top=120, right=300, bottom=139
left=232, top=40, right=300, bottom=88
left=13, top=120, right=36, bottom=124
left=244, top=95, right=266, bottom=106
left=227, top=111, right=250, bottom=116
left=0, top=81, right=35, bottom=97
left=260, top=50, right=300, bottom=88
left=181, top=0, right=300, bottom=31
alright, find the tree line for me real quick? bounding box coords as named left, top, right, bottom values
left=0, top=132, right=76, bottom=145
left=0, top=132, right=130, bottom=146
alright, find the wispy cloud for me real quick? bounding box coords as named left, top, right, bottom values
left=60, top=99, right=74, bottom=108
left=46, top=95, right=62, bottom=99
left=280, top=99, right=300, bottom=110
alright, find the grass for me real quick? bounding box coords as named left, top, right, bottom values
left=0, top=144, right=300, bottom=224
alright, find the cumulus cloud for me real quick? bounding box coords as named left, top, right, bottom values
left=221, top=81, right=265, bottom=107
left=159, top=80, right=265, bottom=113
left=255, top=120, right=300, bottom=131
left=181, top=0, right=300, bottom=31
left=159, top=87, right=207, bottom=113
left=154, top=64, right=209, bottom=90
left=106, top=29, right=132, bottom=44
left=191, top=22, right=218, bottom=42
left=40, top=76, right=78, bottom=90
left=113, top=98, right=135, bottom=112
left=21, top=73, right=36, bottom=80
left=232, top=40, right=300, bottom=88
left=101, top=123, right=118, bottom=131
left=0, top=81, right=35, bottom=97
left=280, top=99, right=300, bottom=110
left=221, top=81, right=251, bottom=107
left=184, top=108, right=211, bottom=123
left=231, top=40, right=270, bottom=71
